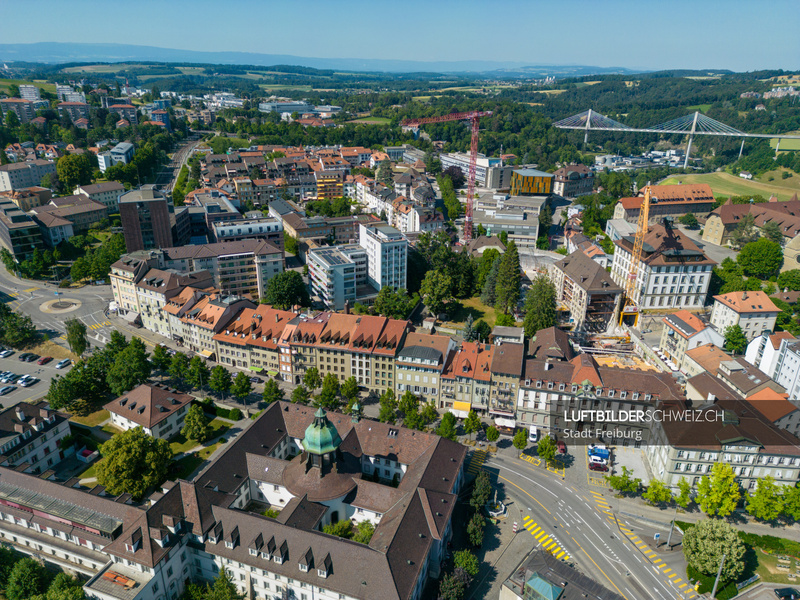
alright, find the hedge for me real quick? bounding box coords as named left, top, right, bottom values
left=196, top=399, right=242, bottom=421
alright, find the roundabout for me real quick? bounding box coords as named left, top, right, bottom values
left=39, top=297, right=83, bottom=314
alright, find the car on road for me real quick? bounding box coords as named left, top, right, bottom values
left=37, top=356, right=53, bottom=365
left=589, top=455, right=608, bottom=466
left=0, top=386, right=15, bottom=396
left=589, top=462, right=609, bottom=472
left=249, top=377, right=263, bottom=384
left=775, top=589, right=800, bottom=600
left=55, top=359, right=72, bottom=369
left=0, top=350, right=14, bottom=359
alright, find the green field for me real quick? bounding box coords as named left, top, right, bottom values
left=661, top=170, right=800, bottom=201
left=0, top=78, right=56, bottom=94
left=771, top=131, right=800, bottom=151
left=686, top=104, right=712, bottom=113
left=347, top=117, right=391, bottom=124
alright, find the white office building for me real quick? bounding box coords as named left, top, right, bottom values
left=358, top=222, right=407, bottom=291
left=307, top=244, right=367, bottom=310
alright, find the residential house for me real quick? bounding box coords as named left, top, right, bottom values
left=659, top=310, right=724, bottom=367
left=440, top=342, right=494, bottom=416
left=710, top=291, right=780, bottom=342
left=395, top=332, right=456, bottom=409
left=489, top=342, right=525, bottom=430
left=105, top=384, right=193, bottom=439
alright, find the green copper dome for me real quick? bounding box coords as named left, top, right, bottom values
left=302, top=407, right=342, bottom=455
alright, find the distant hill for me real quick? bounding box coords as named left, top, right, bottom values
left=0, top=42, right=645, bottom=76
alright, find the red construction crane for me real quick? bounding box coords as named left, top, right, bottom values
left=402, top=110, right=492, bottom=242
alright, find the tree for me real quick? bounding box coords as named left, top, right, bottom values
left=463, top=410, right=482, bottom=438
left=480, top=256, right=501, bottom=306
left=762, top=220, right=784, bottom=244
left=443, top=165, right=466, bottom=189
left=303, top=367, right=321, bottom=391
left=5, top=558, right=47, bottom=600
left=0, top=305, right=37, bottom=348
left=187, top=356, right=211, bottom=390
left=678, top=212, right=699, bottom=229
left=723, top=324, right=748, bottom=355
left=438, top=572, right=466, bottom=600
left=747, top=475, right=784, bottom=521
left=730, top=213, right=759, bottom=249
left=512, top=429, right=527, bottom=454
left=378, top=388, right=397, bottom=422
left=495, top=313, right=515, bottom=327
left=56, top=153, right=93, bottom=189
left=376, top=159, right=393, bottom=186
left=696, top=462, right=741, bottom=517
left=682, top=519, right=745, bottom=584
left=399, top=390, right=420, bottom=417
left=676, top=477, right=693, bottom=508
left=606, top=466, right=641, bottom=495
left=473, top=319, right=491, bottom=343
left=341, top=376, right=360, bottom=405
left=231, top=372, right=252, bottom=402
left=353, top=520, right=375, bottom=544
left=420, top=270, right=453, bottom=316
left=536, top=435, right=557, bottom=463
left=467, top=511, right=485, bottom=547
left=437, top=412, right=458, bottom=441
left=779, top=270, right=800, bottom=291
left=323, top=519, right=353, bottom=539
left=106, top=337, right=152, bottom=395
left=291, top=384, right=310, bottom=405
left=42, top=572, right=85, bottom=600
left=783, top=484, right=800, bottom=520
left=263, top=379, right=285, bottom=404
left=96, top=427, right=172, bottom=499
left=642, top=480, right=673, bottom=506
left=494, top=241, right=521, bottom=315
left=207, top=568, right=242, bottom=600
left=65, top=318, right=88, bottom=356
left=262, top=270, right=309, bottom=309
left=486, top=426, right=500, bottom=442
left=170, top=352, right=190, bottom=381
left=316, top=373, right=341, bottom=409
left=454, top=549, right=480, bottom=577
left=209, top=365, right=232, bottom=398
left=420, top=402, right=438, bottom=424
left=471, top=470, right=492, bottom=509
left=374, top=286, right=416, bottom=320
left=523, top=273, right=557, bottom=337
left=0, top=546, right=18, bottom=589
left=738, top=238, right=783, bottom=278
left=151, top=344, right=172, bottom=374
left=182, top=404, right=212, bottom=443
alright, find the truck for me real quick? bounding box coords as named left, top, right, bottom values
left=588, top=447, right=610, bottom=460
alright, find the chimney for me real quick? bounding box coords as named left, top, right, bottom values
left=707, top=393, right=716, bottom=402
left=742, top=291, right=747, bottom=301
left=15, top=407, right=24, bottom=421
left=275, top=313, right=279, bottom=323
left=544, top=362, right=552, bottom=371
left=344, top=300, right=350, bottom=315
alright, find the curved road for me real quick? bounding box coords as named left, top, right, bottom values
left=475, top=450, right=695, bottom=600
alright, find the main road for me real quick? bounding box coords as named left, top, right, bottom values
left=474, top=449, right=696, bottom=600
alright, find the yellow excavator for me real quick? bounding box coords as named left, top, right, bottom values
left=619, top=186, right=651, bottom=327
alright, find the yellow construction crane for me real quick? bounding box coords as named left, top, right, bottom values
left=619, top=186, right=651, bottom=327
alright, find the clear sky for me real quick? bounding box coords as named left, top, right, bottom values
left=1, top=0, right=798, bottom=71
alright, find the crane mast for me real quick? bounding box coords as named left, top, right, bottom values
left=402, top=110, right=492, bottom=242
left=620, top=186, right=651, bottom=327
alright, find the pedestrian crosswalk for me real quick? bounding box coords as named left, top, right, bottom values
left=87, top=321, right=111, bottom=330
left=521, top=516, right=570, bottom=561
left=466, top=450, right=487, bottom=475
left=617, top=524, right=696, bottom=598
left=589, top=490, right=614, bottom=518
left=22, top=287, right=39, bottom=293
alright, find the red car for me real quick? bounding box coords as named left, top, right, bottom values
left=37, top=356, right=53, bottom=365
left=589, top=462, right=609, bottom=472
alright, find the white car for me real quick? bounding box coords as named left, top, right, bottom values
left=55, top=359, right=72, bottom=369
left=588, top=443, right=607, bottom=452
left=589, top=455, right=608, bottom=465
left=19, top=377, right=37, bottom=388
left=0, top=350, right=13, bottom=359
left=0, top=386, right=15, bottom=396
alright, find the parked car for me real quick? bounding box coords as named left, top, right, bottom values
left=0, top=386, right=15, bottom=396
left=775, top=589, right=800, bottom=600
left=21, top=353, right=38, bottom=362
left=589, top=447, right=611, bottom=460
left=20, top=377, right=38, bottom=388
left=589, top=462, right=609, bottom=472
left=249, top=377, right=263, bottom=384
left=0, top=374, right=18, bottom=384
left=528, top=426, right=538, bottom=443
left=55, top=359, right=72, bottom=369
left=17, top=353, right=32, bottom=361
left=37, top=356, right=53, bottom=365
left=588, top=443, right=607, bottom=452
left=589, top=455, right=608, bottom=466
left=0, top=350, right=15, bottom=358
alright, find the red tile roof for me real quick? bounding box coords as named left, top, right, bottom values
left=713, top=291, right=780, bottom=314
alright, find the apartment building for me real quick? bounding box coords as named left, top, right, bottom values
left=610, top=220, right=715, bottom=311
left=213, top=305, right=297, bottom=374
left=745, top=388, right=800, bottom=438
left=107, top=103, right=138, bottom=123
left=771, top=338, right=800, bottom=402
left=314, top=170, right=345, bottom=199
left=358, top=222, right=407, bottom=291
left=682, top=343, right=731, bottom=378
left=74, top=181, right=125, bottom=212
left=488, top=343, right=525, bottom=429
left=33, top=211, right=74, bottom=247
left=441, top=152, right=514, bottom=188
left=440, top=342, right=494, bottom=416
left=0, top=200, right=44, bottom=262
left=0, top=98, right=36, bottom=123
left=119, top=187, right=175, bottom=252
left=395, top=332, right=456, bottom=407
left=613, top=184, right=716, bottom=224
left=211, top=217, right=283, bottom=249
left=0, top=187, right=51, bottom=212
left=0, top=160, right=56, bottom=192
left=0, top=403, right=73, bottom=474
left=307, top=244, right=368, bottom=310
left=178, top=294, right=256, bottom=357
left=17, top=85, right=40, bottom=101
left=105, top=384, right=193, bottom=439
left=57, top=102, right=91, bottom=124
left=552, top=164, right=594, bottom=198
left=710, top=291, right=780, bottom=342
left=30, top=195, right=108, bottom=235
left=551, top=250, right=623, bottom=332
left=647, top=398, right=800, bottom=490
left=659, top=310, right=724, bottom=367
left=745, top=331, right=796, bottom=380
left=135, top=269, right=214, bottom=337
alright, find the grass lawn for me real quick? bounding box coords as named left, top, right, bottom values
left=71, top=410, right=109, bottom=428
left=169, top=433, right=199, bottom=455
left=26, top=339, right=76, bottom=361
left=101, top=424, right=124, bottom=437
left=686, top=104, right=712, bottom=113
left=347, top=117, right=391, bottom=124
left=444, top=297, right=500, bottom=328
left=0, top=78, right=56, bottom=94
left=770, top=131, right=800, bottom=151
left=661, top=171, right=800, bottom=202
left=78, top=461, right=100, bottom=480
left=170, top=454, right=204, bottom=480
left=170, top=420, right=229, bottom=456
left=753, top=547, right=800, bottom=584
left=198, top=441, right=224, bottom=460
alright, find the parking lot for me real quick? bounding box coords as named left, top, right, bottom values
left=0, top=351, right=72, bottom=409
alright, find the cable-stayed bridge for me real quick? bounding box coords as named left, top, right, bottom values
left=553, top=109, right=800, bottom=167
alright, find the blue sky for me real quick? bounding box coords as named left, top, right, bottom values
left=1, top=0, right=798, bottom=71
